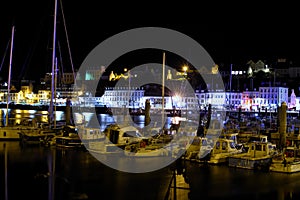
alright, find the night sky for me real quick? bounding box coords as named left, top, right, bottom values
left=1, top=1, right=299, bottom=82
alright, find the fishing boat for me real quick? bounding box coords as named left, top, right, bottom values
left=18, top=128, right=57, bottom=146
left=48, top=125, right=83, bottom=148
left=228, top=141, right=278, bottom=171
left=208, top=137, right=243, bottom=164
left=182, top=136, right=212, bottom=162
left=88, top=141, right=124, bottom=155
left=124, top=138, right=171, bottom=157
left=0, top=125, right=37, bottom=140
left=77, top=125, right=105, bottom=145
left=269, top=146, right=300, bottom=173
left=86, top=123, right=145, bottom=154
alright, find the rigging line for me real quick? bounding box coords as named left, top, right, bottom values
left=0, top=39, right=11, bottom=72
left=20, top=18, right=45, bottom=79
left=57, top=41, right=64, bottom=86
left=59, top=0, right=75, bottom=81
left=19, top=45, right=34, bottom=79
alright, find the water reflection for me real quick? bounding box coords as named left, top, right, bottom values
left=3, top=109, right=300, bottom=199
left=171, top=160, right=300, bottom=200
left=3, top=141, right=300, bottom=199
left=1, top=141, right=172, bottom=200
left=1, top=108, right=173, bottom=132
left=0, top=109, right=62, bottom=126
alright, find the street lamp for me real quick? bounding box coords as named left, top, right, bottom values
left=182, top=65, right=188, bottom=76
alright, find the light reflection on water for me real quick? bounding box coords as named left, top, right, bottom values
left=0, top=109, right=172, bottom=131
left=0, top=109, right=63, bottom=126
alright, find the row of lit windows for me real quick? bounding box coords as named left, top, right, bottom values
left=199, top=94, right=243, bottom=99
left=106, top=97, right=140, bottom=102
left=105, top=91, right=144, bottom=97
left=260, top=88, right=287, bottom=93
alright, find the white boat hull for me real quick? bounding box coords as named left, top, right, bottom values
left=0, top=127, right=20, bottom=140
left=270, top=161, right=300, bottom=173
left=228, top=156, right=271, bottom=170
left=88, top=142, right=124, bottom=155
left=124, top=147, right=170, bottom=157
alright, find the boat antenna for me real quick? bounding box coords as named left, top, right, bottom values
left=5, top=25, right=15, bottom=127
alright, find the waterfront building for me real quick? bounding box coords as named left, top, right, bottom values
left=61, top=72, right=75, bottom=85
left=258, top=87, right=289, bottom=109
left=241, top=89, right=260, bottom=111
left=224, top=92, right=242, bottom=108
left=0, top=57, right=299, bottom=111
left=97, top=87, right=145, bottom=108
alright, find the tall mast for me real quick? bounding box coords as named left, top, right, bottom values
left=229, top=63, right=232, bottom=107
left=54, top=57, right=58, bottom=128
left=5, top=25, right=15, bottom=127
left=49, top=0, right=58, bottom=127
left=162, top=52, right=165, bottom=128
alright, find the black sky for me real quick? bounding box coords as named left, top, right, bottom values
left=1, top=1, right=299, bottom=82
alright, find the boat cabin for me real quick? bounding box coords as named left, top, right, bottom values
left=104, top=124, right=144, bottom=146
left=245, top=141, right=277, bottom=158
left=212, top=138, right=239, bottom=154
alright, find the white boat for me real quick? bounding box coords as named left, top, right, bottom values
left=77, top=126, right=105, bottom=145
left=87, top=141, right=124, bottom=155
left=242, top=135, right=277, bottom=155
left=269, top=146, right=300, bottom=173
left=0, top=119, right=49, bottom=141
left=86, top=124, right=145, bottom=154
left=228, top=141, right=278, bottom=171
left=208, top=138, right=243, bottom=164
left=219, top=131, right=243, bottom=150
left=103, top=123, right=145, bottom=147
left=124, top=139, right=171, bottom=157
left=182, top=136, right=212, bottom=162
left=0, top=126, right=25, bottom=140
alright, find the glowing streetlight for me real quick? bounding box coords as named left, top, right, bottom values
left=182, top=65, right=188, bottom=75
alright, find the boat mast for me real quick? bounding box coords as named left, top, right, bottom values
left=162, top=52, right=165, bottom=129
left=49, top=0, right=58, bottom=128
left=5, top=25, right=15, bottom=127
left=54, top=57, right=58, bottom=128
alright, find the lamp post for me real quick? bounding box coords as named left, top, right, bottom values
left=182, top=65, right=188, bottom=118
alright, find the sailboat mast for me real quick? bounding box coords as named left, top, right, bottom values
left=5, top=25, right=15, bottom=127
left=162, top=52, right=165, bottom=128
left=49, top=0, right=58, bottom=127
left=54, top=57, right=58, bottom=128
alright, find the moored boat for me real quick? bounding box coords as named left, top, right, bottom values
left=269, top=146, right=300, bottom=173
left=124, top=139, right=171, bottom=157
left=0, top=126, right=25, bottom=140
left=86, top=123, right=145, bottom=154
left=77, top=125, right=105, bottom=145
left=228, top=141, right=278, bottom=171
left=54, top=133, right=83, bottom=148
left=182, top=136, right=212, bottom=162
left=18, top=129, right=57, bottom=146
left=208, top=138, right=243, bottom=164
left=47, top=125, right=83, bottom=148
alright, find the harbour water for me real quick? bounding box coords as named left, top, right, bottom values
left=2, top=141, right=300, bottom=200
left=2, top=109, right=300, bottom=199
